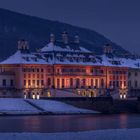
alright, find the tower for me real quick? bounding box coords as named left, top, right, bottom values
left=104, top=44, right=113, bottom=54
left=62, top=31, right=68, bottom=44
left=50, top=33, right=55, bottom=43
left=18, top=39, right=29, bottom=50
left=74, top=34, right=80, bottom=44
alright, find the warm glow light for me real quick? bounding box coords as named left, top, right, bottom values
left=78, top=90, right=80, bottom=94
left=24, top=94, right=27, bottom=99
left=47, top=91, right=51, bottom=97
left=37, top=94, right=40, bottom=100
left=32, top=94, right=35, bottom=99
left=123, top=93, right=126, bottom=99
left=120, top=93, right=122, bottom=99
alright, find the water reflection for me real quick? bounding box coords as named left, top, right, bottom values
left=119, top=114, right=128, bottom=128
left=0, top=114, right=139, bottom=132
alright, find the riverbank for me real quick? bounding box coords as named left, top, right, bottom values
left=44, top=97, right=139, bottom=113
left=0, top=128, right=140, bottom=140
left=0, top=97, right=139, bottom=115
left=0, top=98, right=98, bottom=115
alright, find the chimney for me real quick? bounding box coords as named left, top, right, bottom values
left=104, top=44, right=113, bottom=54
left=74, top=34, right=80, bottom=44
left=18, top=39, right=29, bottom=50
left=50, top=33, right=55, bottom=43
left=62, top=31, right=68, bottom=44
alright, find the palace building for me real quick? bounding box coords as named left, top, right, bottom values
left=0, top=32, right=139, bottom=99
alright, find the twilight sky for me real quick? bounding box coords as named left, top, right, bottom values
left=0, top=0, right=139, bottom=53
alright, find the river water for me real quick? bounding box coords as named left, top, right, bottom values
left=0, top=114, right=140, bottom=133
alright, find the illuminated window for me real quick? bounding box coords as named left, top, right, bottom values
left=32, top=80, right=35, bottom=86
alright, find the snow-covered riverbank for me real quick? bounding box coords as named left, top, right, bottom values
left=28, top=99, right=98, bottom=114
left=0, top=98, right=40, bottom=115
left=0, top=98, right=98, bottom=115
left=0, top=128, right=139, bottom=140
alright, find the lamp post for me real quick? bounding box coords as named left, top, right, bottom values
left=119, top=88, right=127, bottom=99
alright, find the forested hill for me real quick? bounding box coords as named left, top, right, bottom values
left=0, top=8, right=128, bottom=60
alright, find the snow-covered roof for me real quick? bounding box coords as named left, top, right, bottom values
left=1, top=43, right=140, bottom=69
left=100, top=55, right=140, bottom=68
left=1, top=50, right=47, bottom=65
left=41, top=43, right=91, bottom=53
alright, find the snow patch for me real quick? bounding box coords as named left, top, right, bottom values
left=0, top=98, right=40, bottom=114
left=28, top=99, right=98, bottom=114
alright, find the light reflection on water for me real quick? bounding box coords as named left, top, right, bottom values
left=119, top=114, right=128, bottom=128
left=0, top=114, right=140, bottom=132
